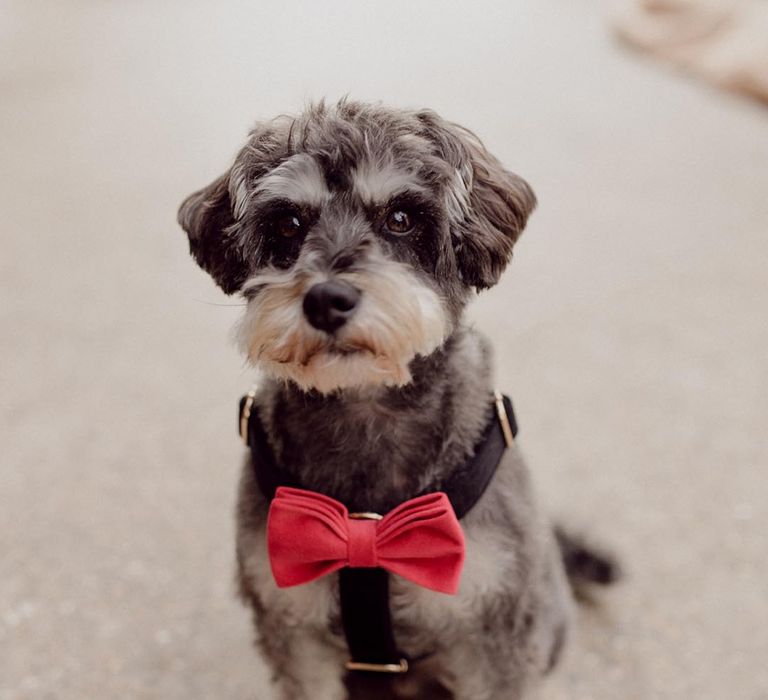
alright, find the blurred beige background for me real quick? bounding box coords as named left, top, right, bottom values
left=1, top=1, right=767, bottom=698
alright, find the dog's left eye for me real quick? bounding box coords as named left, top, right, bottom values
left=385, top=209, right=415, bottom=235
left=274, top=213, right=304, bottom=238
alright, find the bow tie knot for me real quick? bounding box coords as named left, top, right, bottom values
left=347, top=518, right=379, bottom=568
left=267, top=487, right=465, bottom=594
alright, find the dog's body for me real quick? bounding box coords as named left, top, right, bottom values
left=179, top=100, right=609, bottom=699
left=236, top=331, right=571, bottom=699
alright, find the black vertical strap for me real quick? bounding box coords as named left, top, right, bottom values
left=339, top=568, right=403, bottom=667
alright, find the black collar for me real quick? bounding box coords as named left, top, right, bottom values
left=239, top=391, right=517, bottom=520
left=238, top=389, right=518, bottom=676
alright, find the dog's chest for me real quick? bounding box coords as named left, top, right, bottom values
left=273, top=399, right=449, bottom=513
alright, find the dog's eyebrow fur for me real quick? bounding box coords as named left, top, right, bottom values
left=351, top=160, right=427, bottom=206
left=252, top=153, right=330, bottom=209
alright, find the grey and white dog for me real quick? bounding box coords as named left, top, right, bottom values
left=178, top=100, right=614, bottom=700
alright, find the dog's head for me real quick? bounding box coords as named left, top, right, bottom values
left=178, top=100, right=535, bottom=393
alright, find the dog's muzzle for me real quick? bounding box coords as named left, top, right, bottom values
left=302, top=279, right=360, bottom=333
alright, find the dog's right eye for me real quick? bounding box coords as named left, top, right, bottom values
left=385, top=209, right=415, bottom=235
left=274, top=213, right=304, bottom=238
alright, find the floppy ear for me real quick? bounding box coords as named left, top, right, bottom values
left=417, top=111, right=537, bottom=290
left=456, top=137, right=537, bottom=290
left=177, top=172, right=249, bottom=294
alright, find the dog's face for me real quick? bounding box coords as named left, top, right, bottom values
left=179, top=101, right=535, bottom=393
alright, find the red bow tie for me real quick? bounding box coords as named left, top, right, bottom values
left=267, top=487, right=465, bottom=594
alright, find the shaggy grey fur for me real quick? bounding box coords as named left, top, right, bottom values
left=178, top=100, right=577, bottom=699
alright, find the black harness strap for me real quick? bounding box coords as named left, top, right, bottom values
left=339, top=569, right=401, bottom=670
left=439, top=393, right=517, bottom=521
left=239, top=391, right=518, bottom=674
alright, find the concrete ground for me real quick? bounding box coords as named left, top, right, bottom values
left=2, top=1, right=767, bottom=698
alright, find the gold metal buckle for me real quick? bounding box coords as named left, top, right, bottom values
left=345, top=658, right=409, bottom=674
left=348, top=512, right=383, bottom=521
left=239, top=389, right=256, bottom=445
left=494, top=391, right=514, bottom=448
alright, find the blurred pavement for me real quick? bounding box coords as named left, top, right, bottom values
left=1, top=1, right=767, bottom=698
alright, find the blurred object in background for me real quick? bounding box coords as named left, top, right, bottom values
left=615, top=0, right=768, bottom=104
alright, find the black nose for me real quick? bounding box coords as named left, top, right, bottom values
left=302, top=280, right=361, bottom=333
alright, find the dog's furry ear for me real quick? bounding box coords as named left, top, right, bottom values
left=177, top=172, right=249, bottom=294
left=417, top=111, right=537, bottom=290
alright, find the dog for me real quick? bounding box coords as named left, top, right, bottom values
left=178, top=99, right=615, bottom=700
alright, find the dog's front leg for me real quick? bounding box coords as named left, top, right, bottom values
left=439, top=643, right=528, bottom=700
left=261, top=629, right=348, bottom=700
